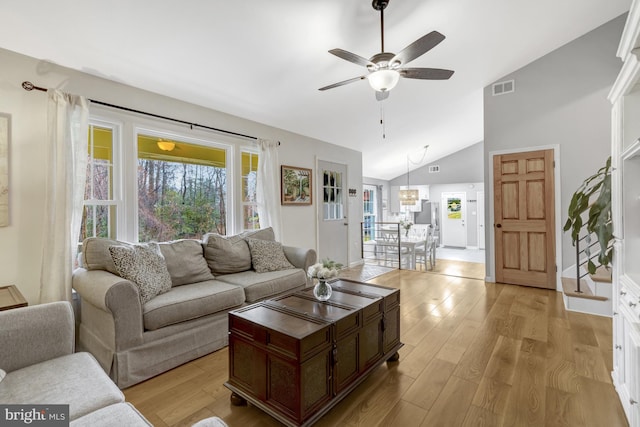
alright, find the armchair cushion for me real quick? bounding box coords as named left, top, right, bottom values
left=0, top=301, right=74, bottom=372
left=0, top=352, right=123, bottom=421
left=71, top=403, right=152, bottom=427
left=109, top=243, right=172, bottom=304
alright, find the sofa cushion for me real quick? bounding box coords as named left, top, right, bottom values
left=109, top=243, right=173, bottom=304
left=82, top=237, right=129, bottom=274
left=202, top=227, right=275, bottom=275
left=246, top=238, right=294, bottom=273
left=143, top=280, right=245, bottom=330
left=158, top=239, right=215, bottom=286
left=216, top=268, right=307, bottom=303
left=0, top=352, right=123, bottom=421
left=70, top=403, right=152, bottom=427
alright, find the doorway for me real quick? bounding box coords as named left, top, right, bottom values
left=492, top=149, right=556, bottom=289
left=441, top=192, right=467, bottom=247
left=317, top=160, right=348, bottom=266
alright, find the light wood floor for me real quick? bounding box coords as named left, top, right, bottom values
left=124, top=269, right=628, bottom=427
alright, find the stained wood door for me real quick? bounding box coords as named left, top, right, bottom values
left=493, top=150, right=556, bottom=289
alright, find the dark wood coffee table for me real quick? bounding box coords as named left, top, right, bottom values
left=224, top=278, right=402, bottom=427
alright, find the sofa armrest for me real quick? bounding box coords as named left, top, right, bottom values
left=0, top=301, right=75, bottom=372
left=73, top=268, right=144, bottom=350
left=282, top=246, right=317, bottom=273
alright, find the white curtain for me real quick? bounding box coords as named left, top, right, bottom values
left=256, top=138, right=283, bottom=241
left=40, top=90, right=89, bottom=303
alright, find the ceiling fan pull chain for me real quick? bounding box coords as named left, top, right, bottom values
left=380, top=104, right=386, bottom=139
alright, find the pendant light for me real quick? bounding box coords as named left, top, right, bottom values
left=398, top=145, right=429, bottom=206
left=398, top=155, right=418, bottom=206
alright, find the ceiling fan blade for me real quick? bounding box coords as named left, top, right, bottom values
left=376, top=91, right=389, bottom=101
left=319, top=75, right=367, bottom=91
left=329, top=49, right=375, bottom=68
left=391, top=31, right=446, bottom=66
left=399, top=68, right=454, bottom=80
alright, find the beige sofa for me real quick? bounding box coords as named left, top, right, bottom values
left=73, top=227, right=316, bottom=389
left=0, top=301, right=151, bottom=426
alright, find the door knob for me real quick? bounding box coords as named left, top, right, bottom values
left=496, top=224, right=502, bottom=228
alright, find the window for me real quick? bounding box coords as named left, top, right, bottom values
left=137, top=133, right=228, bottom=241
left=322, top=169, right=343, bottom=220
left=81, top=112, right=254, bottom=244
left=80, top=122, right=119, bottom=242
left=241, top=151, right=259, bottom=230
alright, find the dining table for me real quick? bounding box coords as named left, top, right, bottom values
left=375, top=227, right=435, bottom=270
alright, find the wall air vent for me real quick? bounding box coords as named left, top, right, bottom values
left=428, top=165, right=440, bottom=173
left=492, top=79, right=515, bottom=96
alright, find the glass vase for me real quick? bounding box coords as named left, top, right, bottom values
left=313, top=279, right=332, bottom=301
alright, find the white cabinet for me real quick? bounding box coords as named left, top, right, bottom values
left=610, top=2, right=640, bottom=424
left=389, top=185, right=429, bottom=213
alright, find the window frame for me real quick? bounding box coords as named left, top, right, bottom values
left=81, top=117, right=123, bottom=242
left=130, top=126, right=235, bottom=242
left=240, top=148, right=260, bottom=231
left=86, top=107, right=257, bottom=243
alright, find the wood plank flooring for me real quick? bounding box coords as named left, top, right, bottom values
left=123, top=269, right=628, bottom=427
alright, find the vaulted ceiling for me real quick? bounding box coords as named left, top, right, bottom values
left=0, top=0, right=629, bottom=179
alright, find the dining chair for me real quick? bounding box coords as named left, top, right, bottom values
left=380, top=228, right=410, bottom=268
left=415, top=225, right=435, bottom=271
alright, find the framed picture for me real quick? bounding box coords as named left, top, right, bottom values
left=281, top=165, right=312, bottom=205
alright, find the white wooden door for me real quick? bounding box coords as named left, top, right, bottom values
left=477, top=191, right=485, bottom=250
left=441, top=192, right=467, bottom=247
left=317, top=161, right=348, bottom=266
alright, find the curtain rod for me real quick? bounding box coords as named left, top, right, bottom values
left=22, top=81, right=280, bottom=145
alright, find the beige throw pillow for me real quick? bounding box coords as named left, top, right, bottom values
left=246, top=238, right=294, bottom=273
left=109, top=242, right=173, bottom=304
left=202, top=227, right=276, bottom=275
left=158, top=239, right=215, bottom=286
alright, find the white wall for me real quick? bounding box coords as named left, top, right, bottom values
left=483, top=15, right=625, bottom=274
left=0, top=48, right=362, bottom=304
left=391, top=142, right=484, bottom=187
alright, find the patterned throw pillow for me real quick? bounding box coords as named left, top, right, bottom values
left=245, top=238, right=295, bottom=273
left=109, top=243, right=173, bottom=304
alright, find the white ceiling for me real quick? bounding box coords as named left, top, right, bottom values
left=0, top=0, right=630, bottom=180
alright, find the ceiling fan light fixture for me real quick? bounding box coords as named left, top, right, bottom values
left=368, top=69, right=400, bottom=92
left=157, top=140, right=176, bottom=151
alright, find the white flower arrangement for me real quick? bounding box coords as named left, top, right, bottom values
left=307, top=258, right=343, bottom=280
left=399, top=219, right=413, bottom=231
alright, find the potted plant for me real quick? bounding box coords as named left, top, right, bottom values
left=563, top=156, right=613, bottom=274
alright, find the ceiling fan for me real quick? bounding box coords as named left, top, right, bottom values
left=319, top=0, right=454, bottom=101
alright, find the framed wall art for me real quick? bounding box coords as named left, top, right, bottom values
left=281, top=165, right=312, bottom=205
